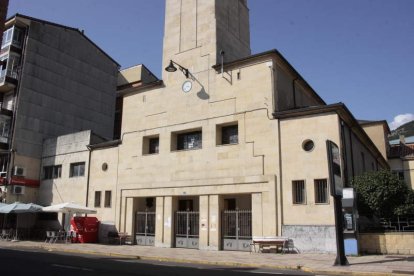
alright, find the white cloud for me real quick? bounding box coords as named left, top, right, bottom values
left=389, top=113, right=414, bottom=130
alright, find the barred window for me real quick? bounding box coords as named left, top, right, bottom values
left=177, top=131, right=202, bottom=150
left=292, top=180, right=306, bottom=204
left=314, top=179, right=328, bottom=204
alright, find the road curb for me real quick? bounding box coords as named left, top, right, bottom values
left=2, top=243, right=410, bottom=276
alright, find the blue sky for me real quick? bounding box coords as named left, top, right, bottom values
left=7, top=0, right=414, bottom=129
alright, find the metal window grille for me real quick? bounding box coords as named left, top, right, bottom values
left=177, top=131, right=202, bottom=150
left=135, top=212, right=156, bottom=236
left=221, top=125, right=238, bottom=144
left=222, top=210, right=252, bottom=239
left=314, top=179, right=328, bottom=204
left=292, top=180, right=305, bottom=204
left=175, top=211, right=199, bottom=238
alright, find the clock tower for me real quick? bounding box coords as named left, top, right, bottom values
left=162, top=0, right=251, bottom=83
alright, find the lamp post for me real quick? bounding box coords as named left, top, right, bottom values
left=165, top=60, right=190, bottom=79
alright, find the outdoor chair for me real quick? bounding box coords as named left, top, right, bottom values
left=65, top=231, right=75, bottom=243
left=0, top=229, right=11, bottom=241
left=45, top=231, right=58, bottom=243
left=282, top=239, right=300, bottom=254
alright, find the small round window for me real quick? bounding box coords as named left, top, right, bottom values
left=102, top=163, right=108, bottom=171
left=302, top=140, right=315, bottom=152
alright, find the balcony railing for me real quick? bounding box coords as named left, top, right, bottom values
left=0, top=69, right=18, bottom=84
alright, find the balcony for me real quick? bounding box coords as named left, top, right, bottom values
left=0, top=112, right=12, bottom=150
left=0, top=69, right=18, bottom=93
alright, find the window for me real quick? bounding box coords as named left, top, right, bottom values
left=302, top=140, right=315, bottom=152
left=217, top=123, right=238, bottom=145
left=94, top=191, right=101, bottom=208
left=173, top=129, right=202, bottom=151
left=314, top=179, right=328, bottom=204
left=43, top=165, right=62, bottom=180
left=393, top=171, right=405, bottom=181
left=70, top=162, right=85, bottom=177
left=221, top=125, right=238, bottom=145
left=178, top=199, right=193, bottom=211
left=12, top=27, right=24, bottom=48
left=149, top=137, right=159, bottom=154
left=1, top=28, right=13, bottom=47
left=143, top=135, right=159, bottom=154
left=0, top=114, right=11, bottom=143
left=224, top=198, right=236, bottom=210
left=292, top=180, right=306, bottom=204
left=104, top=190, right=112, bottom=208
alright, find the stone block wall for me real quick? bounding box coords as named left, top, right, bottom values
left=360, top=233, right=414, bottom=255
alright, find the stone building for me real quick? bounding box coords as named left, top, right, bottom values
left=0, top=14, right=119, bottom=203
left=82, top=0, right=389, bottom=253
left=388, top=136, right=414, bottom=190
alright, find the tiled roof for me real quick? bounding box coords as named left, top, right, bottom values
left=389, top=143, right=414, bottom=159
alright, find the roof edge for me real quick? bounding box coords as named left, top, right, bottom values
left=273, top=103, right=389, bottom=169
left=212, top=49, right=326, bottom=105
left=117, top=80, right=164, bottom=97
left=87, top=139, right=121, bottom=150
left=9, top=13, right=120, bottom=67
left=359, top=120, right=391, bottom=134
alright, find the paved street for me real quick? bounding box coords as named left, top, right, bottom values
left=0, top=247, right=315, bottom=276
left=1, top=240, right=414, bottom=275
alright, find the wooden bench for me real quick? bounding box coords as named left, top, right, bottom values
left=251, top=236, right=291, bottom=253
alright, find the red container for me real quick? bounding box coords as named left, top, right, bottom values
left=70, top=216, right=99, bottom=243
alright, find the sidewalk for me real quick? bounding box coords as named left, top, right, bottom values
left=1, top=240, right=413, bottom=276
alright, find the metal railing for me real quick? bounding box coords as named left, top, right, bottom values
left=175, top=211, right=199, bottom=238
left=135, top=211, right=156, bottom=236
left=222, top=209, right=252, bottom=239
left=359, top=216, right=414, bottom=233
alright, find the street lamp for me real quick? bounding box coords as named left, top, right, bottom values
left=164, top=60, right=190, bottom=79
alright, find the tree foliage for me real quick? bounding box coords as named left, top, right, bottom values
left=351, top=170, right=414, bottom=218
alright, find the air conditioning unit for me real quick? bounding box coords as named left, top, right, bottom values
left=13, top=166, right=25, bottom=177
left=12, top=185, right=25, bottom=195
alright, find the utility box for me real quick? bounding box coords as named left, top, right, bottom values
left=70, top=216, right=99, bottom=243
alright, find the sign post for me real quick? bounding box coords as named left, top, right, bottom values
left=326, top=140, right=349, bottom=266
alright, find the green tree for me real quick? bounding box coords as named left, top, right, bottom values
left=351, top=170, right=414, bottom=218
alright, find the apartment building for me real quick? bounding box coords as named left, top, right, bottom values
left=0, top=14, right=119, bottom=203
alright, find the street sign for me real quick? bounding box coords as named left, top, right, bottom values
left=326, top=140, right=343, bottom=197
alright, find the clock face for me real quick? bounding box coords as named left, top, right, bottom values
left=182, top=80, right=192, bottom=93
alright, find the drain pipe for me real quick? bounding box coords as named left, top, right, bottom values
left=85, top=144, right=92, bottom=207
left=220, top=50, right=225, bottom=78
